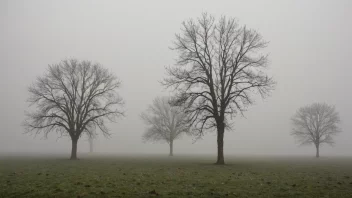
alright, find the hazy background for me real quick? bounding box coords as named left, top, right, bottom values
left=1, top=0, right=351, bottom=157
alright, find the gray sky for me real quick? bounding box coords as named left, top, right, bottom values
left=1, top=0, right=351, bottom=157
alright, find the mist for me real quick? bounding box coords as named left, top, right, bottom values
left=1, top=0, right=351, bottom=158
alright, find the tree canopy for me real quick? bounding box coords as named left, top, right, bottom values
left=24, top=59, right=124, bottom=159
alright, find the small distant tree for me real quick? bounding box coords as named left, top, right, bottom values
left=141, top=97, right=191, bottom=156
left=291, top=103, right=341, bottom=158
left=24, top=59, right=124, bottom=159
left=88, top=135, right=95, bottom=153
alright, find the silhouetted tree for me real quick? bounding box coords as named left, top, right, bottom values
left=141, top=97, right=191, bottom=156
left=24, top=59, right=124, bottom=159
left=163, top=13, right=275, bottom=164
left=291, top=103, right=341, bottom=158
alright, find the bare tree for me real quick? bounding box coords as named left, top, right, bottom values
left=291, top=103, right=341, bottom=158
left=163, top=13, right=275, bottom=164
left=141, top=97, right=191, bottom=156
left=24, top=59, right=124, bottom=159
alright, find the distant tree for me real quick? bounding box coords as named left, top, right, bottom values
left=162, top=13, right=275, bottom=164
left=88, top=135, right=94, bottom=153
left=24, top=59, right=124, bottom=160
left=141, top=97, right=191, bottom=156
left=291, top=103, right=341, bottom=158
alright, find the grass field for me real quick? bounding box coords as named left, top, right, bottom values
left=1, top=154, right=352, bottom=197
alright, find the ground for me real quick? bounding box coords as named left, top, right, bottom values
left=1, top=154, right=352, bottom=197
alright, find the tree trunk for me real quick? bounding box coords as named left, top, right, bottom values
left=215, top=124, right=225, bottom=165
left=315, top=144, right=319, bottom=158
left=70, top=138, right=78, bottom=160
left=89, top=138, right=93, bottom=153
left=169, top=140, right=173, bottom=156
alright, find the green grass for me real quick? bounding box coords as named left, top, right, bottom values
left=1, top=154, right=352, bottom=197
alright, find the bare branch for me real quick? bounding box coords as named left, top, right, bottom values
left=162, top=13, right=275, bottom=138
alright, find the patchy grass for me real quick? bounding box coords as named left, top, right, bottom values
left=1, top=154, right=352, bottom=197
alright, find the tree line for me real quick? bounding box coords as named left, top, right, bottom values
left=23, top=13, right=342, bottom=163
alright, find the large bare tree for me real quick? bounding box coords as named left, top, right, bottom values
left=141, top=97, right=190, bottom=156
left=163, top=13, right=275, bottom=164
left=291, top=103, right=341, bottom=158
left=24, top=59, right=124, bottom=159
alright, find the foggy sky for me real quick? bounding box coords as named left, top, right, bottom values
left=1, top=0, right=351, bottom=157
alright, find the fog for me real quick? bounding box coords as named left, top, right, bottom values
left=1, top=0, right=351, bottom=157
